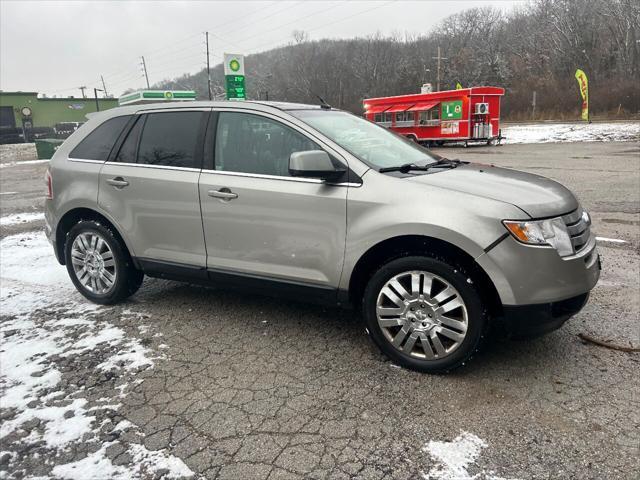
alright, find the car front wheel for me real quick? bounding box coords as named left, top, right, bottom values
left=362, top=256, right=487, bottom=373
left=65, top=220, right=143, bottom=304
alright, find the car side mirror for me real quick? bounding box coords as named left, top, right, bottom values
left=289, top=150, right=346, bottom=181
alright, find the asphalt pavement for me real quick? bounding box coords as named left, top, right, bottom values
left=0, top=141, right=638, bottom=479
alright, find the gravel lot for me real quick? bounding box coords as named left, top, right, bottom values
left=1, top=141, right=638, bottom=479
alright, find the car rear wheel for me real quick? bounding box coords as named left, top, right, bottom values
left=362, top=256, right=487, bottom=373
left=65, top=220, right=143, bottom=304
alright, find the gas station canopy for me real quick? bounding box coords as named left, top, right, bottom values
left=118, top=90, right=197, bottom=106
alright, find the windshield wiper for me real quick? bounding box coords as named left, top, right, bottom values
left=378, top=158, right=463, bottom=173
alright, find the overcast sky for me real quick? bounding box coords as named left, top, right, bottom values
left=1, top=0, right=524, bottom=98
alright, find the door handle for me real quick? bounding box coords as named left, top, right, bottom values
left=208, top=189, right=238, bottom=200
left=106, top=177, right=129, bottom=188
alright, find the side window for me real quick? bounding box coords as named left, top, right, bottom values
left=137, top=111, right=204, bottom=168
left=215, top=112, right=320, bottom=176
left=114, top=116, right=144, bottom=163
left=70, top=116, right=130, bottom=160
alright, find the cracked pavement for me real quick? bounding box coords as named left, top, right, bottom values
left=1, top=141, right=639, bottom=479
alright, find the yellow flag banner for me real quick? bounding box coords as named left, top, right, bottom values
left=456, top=82, right=462, bottom=90
left=575, top=69, right=589, bottom=121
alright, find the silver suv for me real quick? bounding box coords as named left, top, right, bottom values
left=44, top=101, right=601, bottom=372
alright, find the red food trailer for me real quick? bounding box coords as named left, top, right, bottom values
left=363, top=86, right=505, bottom=146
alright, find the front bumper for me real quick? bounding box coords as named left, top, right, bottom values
left=477, top=231, right=601, bottom=337
left=477, top=233, right=601, bottom=306
left=501, top=292, right=591, bottom=338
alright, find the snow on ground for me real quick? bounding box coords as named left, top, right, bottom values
left=0, top=159, right=50, bottom=169
left=0, top=231, right=194, bottom=479
left=422, top=431, right=516, bottom=480
left=502, top=122, right=639, bottom=144
left=0, top=212, right=45, bottom=227
left=0, top=143, right=38, bottom=164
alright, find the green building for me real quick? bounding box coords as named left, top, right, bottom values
left=0, top=91, right=119, bottom=129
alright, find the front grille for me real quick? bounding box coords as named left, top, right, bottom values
left=562, top=207, right=591, bottom=253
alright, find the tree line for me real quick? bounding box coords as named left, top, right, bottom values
left=156, top=0, right=639, bottom=120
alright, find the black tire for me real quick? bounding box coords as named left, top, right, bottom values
left=362, top=255, right=487, bottom=373
left=64, top=220, right=144, bottom=305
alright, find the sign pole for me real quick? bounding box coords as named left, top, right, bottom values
left=206, top=32, right=212, bottom=100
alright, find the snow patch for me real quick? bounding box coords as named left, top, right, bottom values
left=502, top=122, right=639, bottom=144
left=51, top=442, right=194, bottom=480
left=0, top=159, right=50, bottom=169
left=0, top=211, right=45, bottom=226
left=1, top=231, right=191, bottom=479
left=422, top=431, right=516, bottom=480
left=98, top=340, right=155, bottom=372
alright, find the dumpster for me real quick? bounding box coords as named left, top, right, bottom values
left=35, top=138, right=64, bottom=159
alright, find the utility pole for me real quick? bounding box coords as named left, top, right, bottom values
left=432, top=46, right=447, bottom=92
left=205, top=32, right=212, bottom=100
left=531, top=91, right=537, bottom=120
left=94, top=88, right=103, bottom=111
left=79, top=86, right=87, bottom=98
left=140, top=56, right=150, bottom=89
left=100, top=75, right=108, bottom=98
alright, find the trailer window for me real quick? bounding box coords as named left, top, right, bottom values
left=396, top=111, right=414, bottom=123
left=374, top=113, right=383, bottom=123
left=383, top=112, right=393, bottom=123
left=419, top=109, right=440, bottom=124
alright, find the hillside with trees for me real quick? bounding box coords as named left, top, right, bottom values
left=155, top=0, right=639, bottom=120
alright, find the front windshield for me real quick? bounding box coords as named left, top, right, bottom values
left=292, top=109, right=440, bottom=169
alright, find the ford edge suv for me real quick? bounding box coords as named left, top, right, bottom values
left=44, top=101, right=601, bottom=372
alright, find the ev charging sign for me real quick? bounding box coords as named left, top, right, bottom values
left=224, top=53, right=246, bottom=101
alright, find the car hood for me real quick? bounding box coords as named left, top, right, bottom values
left=407, top=163, right=578, bottom=218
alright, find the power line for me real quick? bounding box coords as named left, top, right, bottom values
left=207, top=0, right=281, bottom=32
left=233, top=1, right=347, bottom=48
left=246, top=0, right=397, bottom=54
left=215, top=0, right=303, bottom=38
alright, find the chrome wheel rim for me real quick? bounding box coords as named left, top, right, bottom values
left=376, top=270, right=468, bottom=360
left=71, top=232, right=117, bottom=295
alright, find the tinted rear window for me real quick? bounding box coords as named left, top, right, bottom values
left=115, top=116, right=144, bottom=164
left=137, top=112, right=204, bottom=168
left=70, top=116, right=130, bottom=160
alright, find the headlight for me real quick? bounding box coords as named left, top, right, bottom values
left=503, top=217, right=574, bottom=257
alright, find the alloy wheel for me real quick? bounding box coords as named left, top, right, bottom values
left=70, top=232, right=117, bottom=295
left=375, top=270, right=468, bottom=360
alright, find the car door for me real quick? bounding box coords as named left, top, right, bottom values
left=98, top=109, right=209, bottom=269
left=198, top=110, right=349, bottom=294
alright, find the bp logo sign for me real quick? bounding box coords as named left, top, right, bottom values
left=164, top=91, right=174, bottom=100
left=223, top=53, right=246, bottom=101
